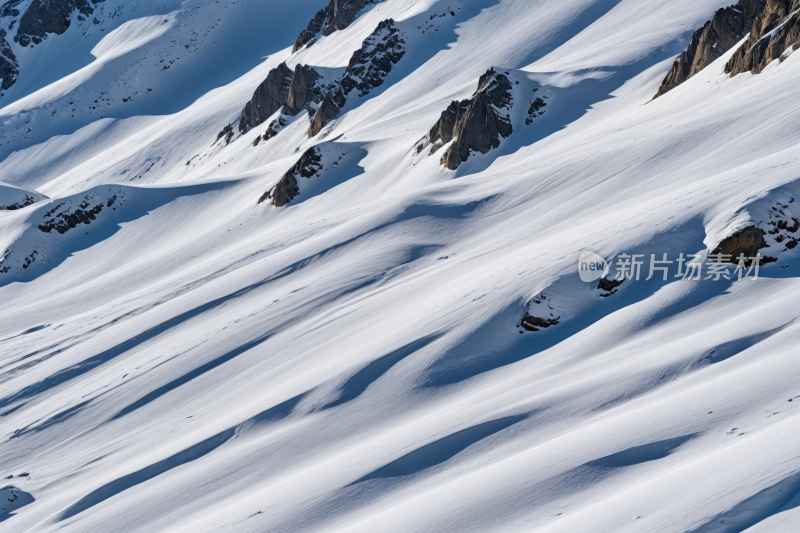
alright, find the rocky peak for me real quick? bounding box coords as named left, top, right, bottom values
left=419, top=68, right=514, bottom=170
left=654, top=0, right=766, bottom=99
left=725, top=0, right=800, bottom=75
left=293, top=0, right=379, bottom=53
left=239, top=62, right=294, bottom=134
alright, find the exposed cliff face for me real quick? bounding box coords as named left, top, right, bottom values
left=292, top=0, right=378, bottom=53
left=239, top=62, right=293, bottom=134
left=654, top=0, right=765, bottom=98
left=239, top=61, right=337, bottom=137
left=258, top=147, right=323, bottom=207
left=294, top=9, right=327, bottom=53
left=15, top=0, right=102, bottom=47
left=309, top=93, right=340, bottom=137
left=726, top=0, right=800, bottom=75
left=421, top=68, right=513, bottom=170
left=0, top=30, right=18, bottom=92
left=285, top=65, right=323, bottom=116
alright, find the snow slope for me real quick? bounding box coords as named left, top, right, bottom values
left=2, top=0, right=800, bottom=531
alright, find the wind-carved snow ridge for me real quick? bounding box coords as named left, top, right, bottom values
left=3, top=0, right=800, bottom=531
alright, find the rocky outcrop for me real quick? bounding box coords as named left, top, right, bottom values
left=258, top=147, right=323, bottom=207
left=710, top=225, right=768, bottom=261
left=654, top=0, right=765, bottom=98
left=244, top=19, right=406, bottom=142
left=336, top=19, right=406, bottom=101
left=15, top=0, right=102, bottom=47
left=427, top=68, right=513, bottom=170
left=520, top=313, right=560, bottom=332
left=598, top=276, right=624, bottom=296
left=294, top=9, right=327, bottom=53
left=239, top=62, right=330, bottom=136
left=0, top=194, right=36, bottom=210
left=254, top=116, right=288, bottom=146
left=309, top=93, right=340, bottom=137
left=424, top=100, right=469, bottom=153
left=292, top=0, right=378, bottom=53
left=285, top=65, right=323, bottom=116
left=525, top=91, right=547, bottom=125
left=0, top=30, right=19, bottom=92
left=309, top=19, right=406, bottom=137
left=726, top=0, right=800, bottom=75
left=239, top=62, right=293, bottom=134
left=37, top=197, right=112, bottom=234
left=216, top=124, right=234, bottom=145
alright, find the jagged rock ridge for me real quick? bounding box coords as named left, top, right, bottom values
left=310, top=19, right=406, bottom=137
left=420, top=68, right=514, bottom=170
left=239, top=62, right=293, bottom=134
left=725, top=0, right=800, bottom=76
left=258, top=147, right=323, bottom=207
left=241, top=19, right=406, bottom=141
left=293, top=0, right=379, bottom=53
left=654, top=0, right=766, bottom=98
left=238, top=62, right=336, bottom=134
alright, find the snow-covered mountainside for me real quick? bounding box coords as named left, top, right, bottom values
left=2, top=0, right=800, bottom=531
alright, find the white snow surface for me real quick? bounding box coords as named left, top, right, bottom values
left=2, top=0, right=800, bottom=531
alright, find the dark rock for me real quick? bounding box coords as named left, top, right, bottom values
left=654, top=0, right=765, bottom=98
left=710, top=225, right=768, bottom=261
left=308, top=19, right=405, bottom=135
left=428, top=100, right=470, bottom=148
left=258, top=147, right=323, bottom=207
left=336, top=19, right=405, bottom=100
left=294, top=8, right=326, bottom=52
left=263, top=116, right=288, bottom=142
left=525, top=93, right=546, bottom=125
left=598, top=277, right=624, bottom=292
left=292, top=0, right=378, bottom=53
left=0, top=30, right=19, bottom=92
left=1, top=194, right=36, bottom=210
left=521, top=313, right=560, bottom=332
left=285, top=64, right=322, bottom=116
left=245, top=19, right=405, bottom=142
left=309, top=93, right=340, bottom=137
left=436, top=68, right=514, bottom=170
left=239, top=62, right=293, bottom=134
left=16, top=0, right=102, bottom=48
left=216, top=123, right=234, bottom=144
left=726, top=0, right=799, bottom=76
left=38, top=202, right=104, bottom=234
